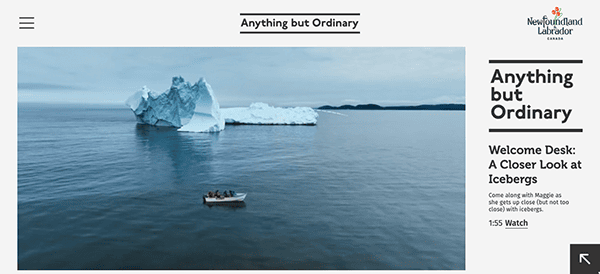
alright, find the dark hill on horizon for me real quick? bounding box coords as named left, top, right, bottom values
left=317, top=103, right=465, bottom=111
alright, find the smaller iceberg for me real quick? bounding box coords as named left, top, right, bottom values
left=125, top=76, right=225, bottom=132
left=221, top=102, right=318, bottom=125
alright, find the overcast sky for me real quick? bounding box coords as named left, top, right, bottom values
left=18, top=47, right=464, bottom=108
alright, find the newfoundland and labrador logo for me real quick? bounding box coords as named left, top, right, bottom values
left=527, top=7, right=583, bottom=40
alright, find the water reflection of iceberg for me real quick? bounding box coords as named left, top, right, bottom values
left=133, top=124, right=219, bottom=185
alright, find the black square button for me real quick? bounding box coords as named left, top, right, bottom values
left=571, top=244, right=600, bottom=274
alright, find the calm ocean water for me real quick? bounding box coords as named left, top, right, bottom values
left=18, top=103, right=465, bottom=270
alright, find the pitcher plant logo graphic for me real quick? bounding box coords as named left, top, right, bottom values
left=551, top=7, right=563, bottom=20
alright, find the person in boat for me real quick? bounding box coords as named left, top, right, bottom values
left=207, top=191, right=214, bottom=198
left=215, top=190, right=220, bottom=198
left=223, top=191, right=229, bottom=198
left=229, top=190, right=235, bottom=197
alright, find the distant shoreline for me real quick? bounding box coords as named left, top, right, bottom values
left=18, top=102, right=466, bottom=111
left=317, top=103, right=465, bottom=111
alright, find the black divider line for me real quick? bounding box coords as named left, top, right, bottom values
left=240, top=31, right=359, bottom=34
left=489, top=128, right=583, bottom=133
left=489, top=60, right=582, bottom=64
left=240, top=13, right=360, bottom=16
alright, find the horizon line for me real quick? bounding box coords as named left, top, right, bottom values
left=18, top=101, right=466, bottom=106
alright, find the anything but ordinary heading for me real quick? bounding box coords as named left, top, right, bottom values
left=489, top=68, right=575, bottom=124
left=240, top=18, right=359, bottom=30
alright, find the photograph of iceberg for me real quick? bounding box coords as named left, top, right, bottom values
left=18, top=47, right=465, bottom=270
left=125, top=76, right=319, bottom=131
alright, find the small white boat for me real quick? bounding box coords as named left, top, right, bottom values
left=203, top=192, right=247, bottom=203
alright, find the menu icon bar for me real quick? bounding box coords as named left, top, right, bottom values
left=19, top=17, right=35, bottom=29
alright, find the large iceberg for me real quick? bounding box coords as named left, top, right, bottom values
left=125, top=76, right=225, bottom=132
left=221, top=102, right=318, bottom=125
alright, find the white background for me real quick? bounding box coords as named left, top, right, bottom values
left=2, top=1, right=599, bottom=273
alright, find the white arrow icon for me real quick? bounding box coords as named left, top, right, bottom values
left=580, top=253, right=591, bottom=265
